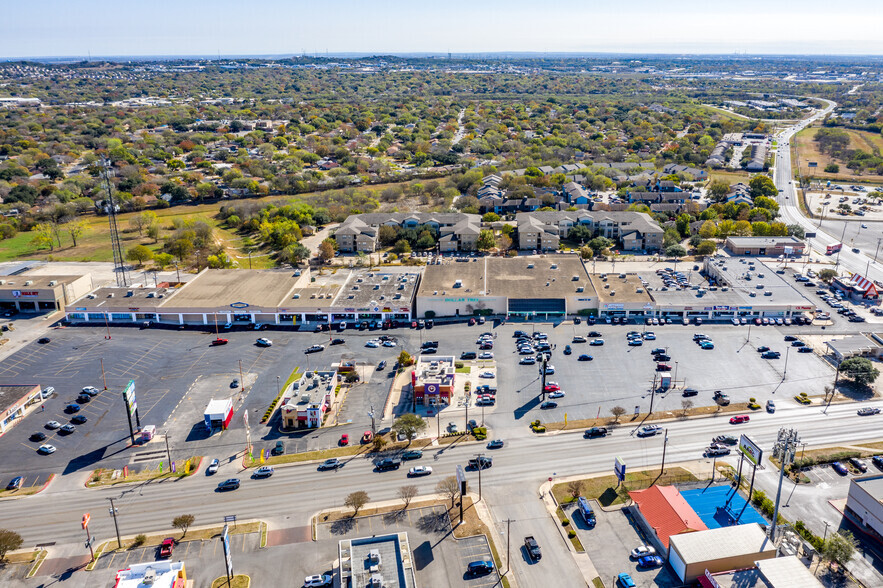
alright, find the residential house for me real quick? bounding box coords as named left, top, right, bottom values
left=662, top=163, right=708, bottom=180
left=334, top=213, right=482, bottom=253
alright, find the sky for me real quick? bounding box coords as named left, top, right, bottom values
left=2, top=0, right=883, bottom=58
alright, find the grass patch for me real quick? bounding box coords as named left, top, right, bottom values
left=262, top=367, right=300, bottom=423
left=708, top=169, right=752, bottom=185
left=552, top=467, right=698, bottom=508
left=94, top=522, right=261, bottom=555
left=5, top=550, right=40, bottom=565
left=254, top=435, right=470, bottom=468
left=794, top=126, right=883, bottom=183
left=544, top=402, right=752, bottom=432
left=455, top=365, right=471, bottom=374
left=26, top=549, right=48, bottom=578
left=592, top=578, right=605, bottom=588
left=211, top=575, right=250, bottom=588
left=87, top=457, right=201, bottom=487
left=555, top=507, right=584, bottom=552
left=0, top=479, right=52, bottom=498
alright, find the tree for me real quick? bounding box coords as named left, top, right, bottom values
left=172, top=514, right=195, bottom=538
left=696, top=240, right=716, bottom=255
left=7, top=184, right=38, bottom=205
left=397, top=350, right=413, bottom=367
left=0, top=529, right=23, bottom=562
left=393, top=239, right=412, bottom=254
left=681, top=399, right=694, bottom=416
left=566, top=480, right=583, bottom=499
left=477, top=229, right=495, bottom=251
left=708, top=179, right=730, bottom=201
left=398, top=485, right=418, bottom=509
left=31, top=223, right=54, bottom=251
left=588, top=236, right=612, bottom=252
left=482, top=212, right=500, bottom=223
left=675, top=214, right=692, bottom=237
left=146, top=223, right=161, bottom=242
left=152, top=252, right=173, bottom=270
left=610, top=406, right=626, bottom=423
left=437, top=476, right=460, bottom=508
left=126, top=245, right=154, bottom=266
left=66, top=219, right=87, bottom=247
left=733, top=220, right=753, bottom=236
left=825, top=163, right=840, bottom=173
left=392, top=413, right=427, bottom=443
left=665, top=244, right=687, bottom=257
left=839, top=357, right=880, bottom=387
left=344, top=491, right=370, bottom=516
left=749, top=175, right=777, bottom=198
left=371, top=435, right=387, bottom=452
left=318, top=238, right=336, bottom=262
left=698, top=220, right=717, bottom=239
left=568, top=225, right=594, bottom=243
left=378, top=225, right=399, bottom=245
left=496, top=233, right=513, bottom=251
left=818, top=269, right=837, bottom=283
left=579, top=246, right=594, bottom=259
left=128, top=211, right=157, bottom=236
left=787, top=224, right=805, bottom=239
left=823, top=530, right=856, bottom=570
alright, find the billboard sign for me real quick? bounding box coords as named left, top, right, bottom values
left=122, top=380, right=137, bottom=417
left=739, top=434, right=763, bottom=466
left=614, top=457, right=626, bottom=482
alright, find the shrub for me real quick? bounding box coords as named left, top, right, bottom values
left=132, top=534, right=147, bottom=547
left=561, top=519, right=570, bottom=527
left=567, top=529, right=577, bottom=538
left=749, top=397, right=756, bottom=403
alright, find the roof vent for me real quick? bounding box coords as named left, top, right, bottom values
left=294, top=293, right=300, bottom=299
left=576, top=287, right=584, bottom=292
left=610, top=290, right=616, bottom=296
left=24, top=280, right=32, bottom=286
left=48, top=280, right=57, bottom=286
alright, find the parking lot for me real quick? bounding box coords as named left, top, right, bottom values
left=565, top=500, right=679, bottom=588
left=316, top=505, right=501, bottom=587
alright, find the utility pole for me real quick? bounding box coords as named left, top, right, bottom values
left=238, top=359, right=244, bottom=395
left=100, top=358, right=108, bottom=390
left=660, top=428, right=669, bottom=475
left=107, top=498, right=122, bottom=548
left=649, top=372, right=658, bottom=415
left=770, top=428, right=800, bottom=542
left=503, top=518, right=515, bottom=576
left=369, top=404, right=376, bottom=434
left=473, top=453, right=485, bottom=501
left=164, top=432, right=172, bottom=466
left=782, top=346, right=791, bottom=382
left=824, top=365, right=840, bottom=414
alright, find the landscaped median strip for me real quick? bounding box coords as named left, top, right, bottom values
left=1, top=548, right=47, bottom=578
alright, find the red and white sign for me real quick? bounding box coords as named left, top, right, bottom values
left=82, top=513, right=90, bottom=529
left=11, top=291, right=39, bottom=298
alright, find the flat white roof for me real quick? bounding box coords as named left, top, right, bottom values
left=115, top=561, right=185, bottom=588
left=670, top=523, right=775, bottom=564
left=756, top=556, right=823, bottom=587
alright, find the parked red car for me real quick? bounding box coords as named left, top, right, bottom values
left=159, top=538, right=175, bottom=558
left=339, top=434, right=349, bottom=446
left=361, top=431, right=373, bottom=444
left=211, top=338, right=229, bottom=346
left=729, top=415, right=750, bottom=424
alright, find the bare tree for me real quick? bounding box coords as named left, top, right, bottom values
left=171, top=514, right=195, bottom=538
left=610, top=406, right=626, bottom=423
left=681, top=399, right=694, bottom=416
left=436, top=476, right=460, bottom=509
left=398, top=485, right=418, bottom=509
left=344, top=491, right=370, bottom=517
left=566, top=480, right=583, bottom=499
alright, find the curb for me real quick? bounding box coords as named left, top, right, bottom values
left=25, top=549, right=48, bottom=578
left=85, top=456, right=204, bottom=489
left=0, top=474, right=55, bottom=501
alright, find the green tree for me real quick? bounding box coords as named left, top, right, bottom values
left=696, top=240, right=716, bottom=255
left=698, top=220, right=717, bottom=239
left=126, top=245, right=154, bottom=266
left=172, top=514, right=195, bottom=538
left=825, top=163, right=840, bottom=173
left=153, top=252, right=174, bottom=269
left=748, top=175, right=777, bottom=198
left=787, top=224, right=805, bottom=239
left=579, top=246, right=594, bottom=259
left=733, top=220, right=752, bottom=236
left=839, top=357, right=880, bottom=387
left=822, top=530, right=856, bottom=569
left=708, top=179, right=730, bottom=201
left=568, top=225, right=594, bottom=243
left=666, top=244, right=687, bottom=257
left=378, top=225, right=399, bottom=246
left=482, top=212, right=500, bottom=223
left=30, top=223, right=55, bottom=251
left=477, top=229, right=496, bottom=251
left=675, top=214, right=692, bottom=237
left=393, top=239, right=412, bottom=254
left=588, top=236, right=612, bottom=252
left=66, top=220, right=87, bottom=247
left=818, top=269, right=837, bottom=283
left=392, top=413, right=427, bottom=443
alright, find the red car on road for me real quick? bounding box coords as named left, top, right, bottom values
left=729, top=415, right=750, bottom=424
left=159, top=538, right=175, bottom=558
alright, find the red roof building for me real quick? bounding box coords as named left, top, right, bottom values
left=629, top=485, right=707, bottom=548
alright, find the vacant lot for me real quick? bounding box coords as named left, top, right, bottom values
left=794, top=126, right=883, bottom=183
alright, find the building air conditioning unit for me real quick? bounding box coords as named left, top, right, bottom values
left=48, top=280, right=57, bottom=286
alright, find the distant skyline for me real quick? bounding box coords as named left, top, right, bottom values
left=3, top=0, right=883, bottom=58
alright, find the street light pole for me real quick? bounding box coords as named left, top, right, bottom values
left=660, top=429, right=669, bottom=475
left=782, top=346, right=791, bottom=382
left=474, top=453, right=486, bottom=501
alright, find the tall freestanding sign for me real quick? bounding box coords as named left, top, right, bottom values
left=122, top=380, right=139, bottom=444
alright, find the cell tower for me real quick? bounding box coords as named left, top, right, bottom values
left=101, top=160, right=129, bottom=287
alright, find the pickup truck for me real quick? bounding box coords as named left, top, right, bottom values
left=713, top=390, right=730, bottom=406
left=524, top=535, right=542, bottom=560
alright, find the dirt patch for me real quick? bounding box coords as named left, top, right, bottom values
left=795, top=126, right=883, bottom=183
